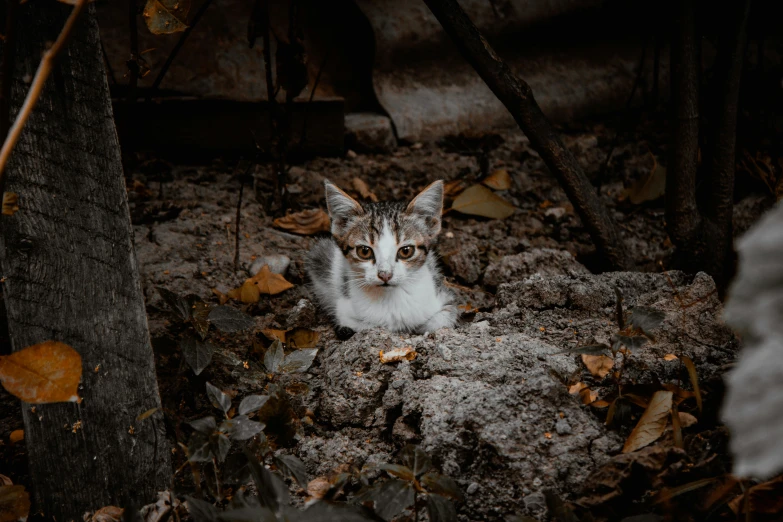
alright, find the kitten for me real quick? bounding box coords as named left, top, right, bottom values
left=305, top=179, right=458, bottom=336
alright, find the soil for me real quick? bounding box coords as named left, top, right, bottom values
left=1, top=117, right=777, bottom=521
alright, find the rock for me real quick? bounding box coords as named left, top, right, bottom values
left=545, top=206, right=567, bottom=221
left=344, top=113, right=397, bottom=153
left=250, top=254, right=291, bottom=276
left=483, top=248, right=588, bottom=288
left=444, top=241, right=482, bottom=284
left=286, top=299, right=316, bottom=328
left=294, top=271, right=736, bottom=520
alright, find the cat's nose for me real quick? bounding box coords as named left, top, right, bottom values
left=378, top=270, right=393, bottom=283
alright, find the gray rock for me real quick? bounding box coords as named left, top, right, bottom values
left=444, top=241, right=482, bottom=284
left=483, top=248, right=588, bottom=288
left=286, top=299, right=316, bottom=328
left=344, top=113, right=397, bottom=153
left=295, top=271, right=736, bottom=519
left=250, top=254, right=291, bottom=276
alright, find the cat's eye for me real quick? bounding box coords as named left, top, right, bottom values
left=397, top=246, right=415, bottom=260
left=356, top=245, right=374, bottom=260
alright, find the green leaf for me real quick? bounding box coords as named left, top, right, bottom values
left=295, top=503, right=376, bottom=522
left=681, top=356, right=702, bottom=412
left=187, top=431, right=213, bottom=462
left=208, top=306, right=255, bottom=333
left=264, top=340, right=284, bottom=373
left=274, top=454, right=309, bottom=488
left=244, top=447, right=289, bottom=513
left=400, top=444, right=432, bottom=477
left=421, top=472, right=463, bottom=501
left=189, top=416, right=217, bottom=434
left=427, top=493, right=457, bottom=522
left=451, top=184, right=515, bottom=219
left=224, top=415, right=264, bottom=441
left=218, top=506, right=277, bottom=522
left=238, top=394, right=269, bottom=416
left=189, top=298, right=211, bottom=340
left=180, top=335, right=215, bottom=375
left=223, top=453, right=251, bottom=485
left=206, top=382, right=232, bottom=415
left=377, top=463, right=414, bottom=481
left=212, top=433, right=231, bottom=463
left=157, top=286, right=191, bottom=321
left=359, top=479, right=415, bottom=521
left=185, top=497, right=219, bottom=522
left=611, top=333, right=648, bottom=352
left=629, top=307, right=665, bottom=337
left=279, top=349, right=318, bottom=374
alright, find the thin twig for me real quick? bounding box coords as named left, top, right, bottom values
left=147, top=0, right=214, bottom=101
left=127, top=0, right=139, bottom=102
left=1, top=0, right=21, bottom=141
left=0, top=0, right=88, bottom=188
left=234, top=176, right=245, bottom=272
left=100, top=36, right=118, bottom=86
left=299, top=50, right=330, bottom=148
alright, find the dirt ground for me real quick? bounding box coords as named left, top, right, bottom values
left=1, top=116, right=777, bottom=519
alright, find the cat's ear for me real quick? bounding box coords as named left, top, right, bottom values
left=406, top=180, right=443, bottom=236
left=324, top=179, right=364, bottom=237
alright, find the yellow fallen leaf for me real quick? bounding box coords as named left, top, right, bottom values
left=663, top=353, right=678, bottom=361
left=451, top=184, right=515, bottom=219
left=622, top=152, right=666, bottom=204
left=273, top=209, right=330, bottom=235
left=678, top=411, right=698, bottom=428
left=0, top=484, right=30, bottom=522
left=88, top=506, right=125, bottom=522
left=142, top=0, right=190, bottom=35
left=568, top=382, right=588, bottom=394
left=0, top=341, right=81, bottom=403
left=212, top=287, right=229, bottom=305
left=261, top=329, right=288, bottom=343
left=135, top=408, right=158, bottom=422
left=2, top=192, right=19, bottom=216
left=287, top=328, right=320, bottom=349
left=8, top=430, right=23, bottom=444
left=380, top=346, right=416, bottom=364
left=622, top=390, right=673, bottom=453
left=251, top=265, right=294, bottom=295
left=482, top=169, right=512, bottom=190
left=443, top=179, right=468, bottom=197
left=351, top=177, right=378, bottom=202
left=581, top=354, right=614, bottom=379
left=579, top=387, right=598, bottom=405
left=591, top=400, right=611, bottom=409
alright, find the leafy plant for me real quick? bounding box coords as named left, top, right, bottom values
left=157, top=287, right=254, bottom=375
left=353, top=444, right=463, bottom=522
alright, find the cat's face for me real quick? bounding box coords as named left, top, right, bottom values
left=324, top=180, right=443, bottom=289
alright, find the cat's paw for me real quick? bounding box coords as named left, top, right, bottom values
left=335, top=326, right=356, bottom=340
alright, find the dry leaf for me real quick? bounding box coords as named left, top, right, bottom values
left=622, top=390, right=673, bottom=453
left=262, top=329, right=288, bottom=343
left=581, top=354, right=614, bottom=379
left=622, top=153, right=666, bottom=204
left=351, top=177, right=378, bottom=202
left=663, top=353, right=678, bottom=361
left=0, top=485, right=30, bottom=522
left=443, top=179, right=468, bottom=197
left=678, top=411, right=698, bottom=428
left=451, top=184, right=515, bottom=219
left=0, top=476, right=11, bottom=487
left=306, top=476, right=331, bottom=500
left=8, top=430, right=23, bottom=444
left=482, top=169, right=512, bottom=190
left=136, top=408, right=159, bottom=422
left=591, top=400, right=611, bottom=408
left=579, top=387, right=598, bottom=405
left=568, top=382, right=588, bottom=394
left=1, top=193, right=19, bottom=216
left=273, top=209, right=330, bottom=235
left=211, top=287, right=229, bottom=305
left=88, top=506, right=125, bottom=522
left=287, top=328, right=320, bottom=349
left=251, top=265, right=294, bottom=295
left=380, top=346, right=416, bottom=364
left=681, top=355, right=702, bottom=412
left=227, top=280, right=260, bottom=303
left=0, top=341, right=82, bottom=403
left=142, top=0, right=190, bottom=35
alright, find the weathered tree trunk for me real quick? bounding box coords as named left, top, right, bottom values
left=423, top=0, right=632, bottom=271
left=0, top=2, right=171, bottom=519
left=666, top=0, right=750, bottom=291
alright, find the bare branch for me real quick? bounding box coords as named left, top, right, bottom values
left=0, top=0, right=88, bottom=188
left=422, top=0, right=631, bottom=270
